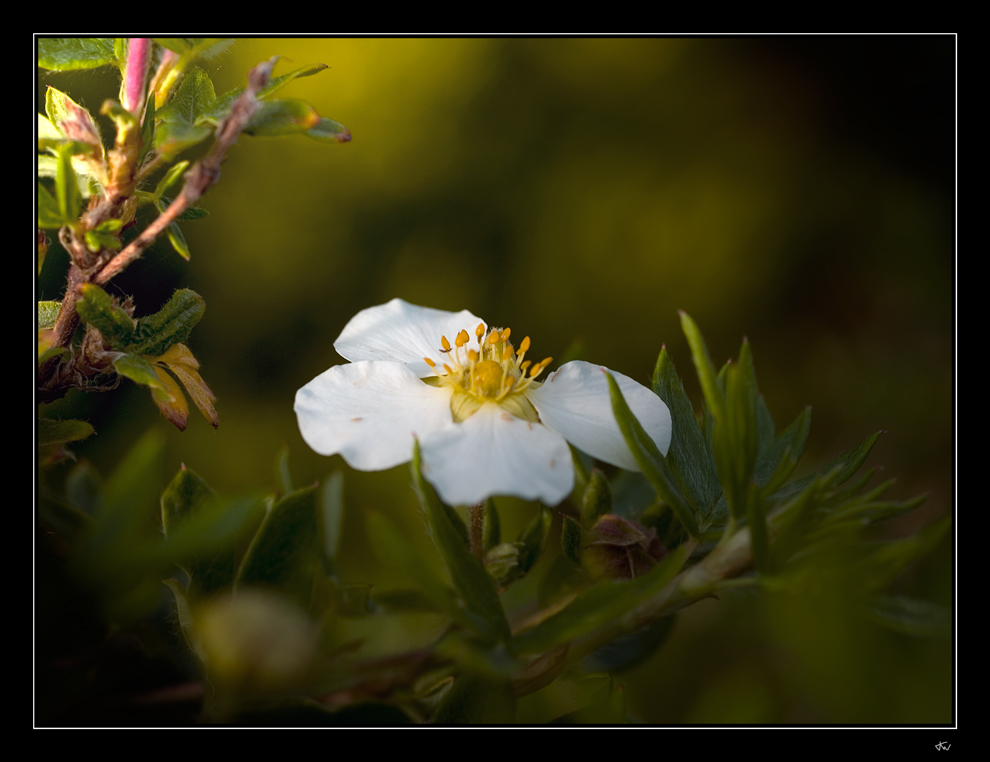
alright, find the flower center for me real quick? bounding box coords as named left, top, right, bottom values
left=422, top=323, right=552, bottom=422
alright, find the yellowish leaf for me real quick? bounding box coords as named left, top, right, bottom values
left=152, top=365, right=189, bottom=431
left=157, top=343, right=218, bottom=428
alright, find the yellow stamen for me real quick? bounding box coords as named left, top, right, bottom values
left=519, top=336, right=531, bottom=353
left=443, top=363, right=454, bottom=375
left=441, top=335, right=451, bottom=352
left=476, top=323, right=485, bottom=339
left=424, top=357, right=436, bottom=368
left=455, top=330, right=469, bottom=347
left=502, top=327, right=511, bottom=341
left=487, top=331, right=500, bottom=345
left=468, top=349, right=479, bottom=362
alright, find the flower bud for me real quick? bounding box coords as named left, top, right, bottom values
left=581, top=514, right=667, bottom=580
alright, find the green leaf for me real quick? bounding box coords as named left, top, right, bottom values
left=651, top=346, right=721, bottom=523
left=243, top=99, right=320, bottom=137
left=514, top=506, right=552, bottom=581
left=777, top=431, right=884, bottom=502
left=113, top=353, right=168, bottom=393
left=482, top=497, right=500, bottom=551
left=581, top=468, right=612, bottom=527
left=37, top=300, right=61, bottom=330
left=561, top=515, right=583, bottom=566
left=306, top=116, right=352, bottom=143
left=38, top=418, right=94, bottom=447
left=365, top=510, right=480, bottom=632
left=606, top=373, right=699, bottom=538
left=154, top=68, right=217, bottom=157
left=713, top=340, right=759, bottom=521
left=127, top=289, right=205, bottom=356
left=510, top=543, right=689, bottom=656
left=320, top=472, right=345, bottom=572
left=55, top=144, right=81, bottom=223
left=38, top=38, right=117, bottom=71
left=412, top=440, right=510, bottom=643
left=153, top=160, right=190, bottom=199
left=236, top=486, right=321, bottom=606
left=75, top=283, right=135, bottom=348
left=679, top=312, right=725, bottom=423
left=757, top=406, right=812, bottom=498
left=583, top=614, right=676, bottom=674
left=864, top=593, right=950, bottom=638
left=433, top=673, right=515, bottom=724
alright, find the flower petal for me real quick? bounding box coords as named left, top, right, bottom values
left=334, top=298, right=487, bottom=377
left=527, top=361, right=671, bottom=472
left=420, top=403, right=574, bottom=506
left=294, top=360, right=454, bottom=471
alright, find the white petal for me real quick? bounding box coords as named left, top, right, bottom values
left=334, top=298, right=487, bottom=377
left=420, top=403, right=574, bottom=506
left=294, top=361, right=454, bottom=471
left=527, top=360, right=671, bottom=472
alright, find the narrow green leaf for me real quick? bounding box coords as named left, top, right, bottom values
left=38, top=38, right=117, bottom=71
left=153, top=160, right=190, bottom=199
left=55, top=144, right=81, bottom=223
left=606, top=373, right=699, bottom=538
left=516, top=507, right=552, bottom=579
left=757, top=406, right=812, bottom=497
left=412, top=440, right=510, bottom=642
left=744, top=481, right=771, bottom=573
left=776, top=431, right=884, bottom=502
left=714, top=346, right=759, bottom=521
left=678, top=311, right=724, bottom=423
left=651, top=346, right=721, bottom=520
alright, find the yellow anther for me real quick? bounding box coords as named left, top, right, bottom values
left=501, top=327, right=511, bottom=341
left=456, top=330, right=469, bottom=347
left=502, top=376, right=517, bottom=393
left=487, top=331, right=500, bottom=345
left=468, top=349, right=479, bottom=362
left=520, top=360, right=532, bottom=372
left=424, top=357, right=436, bottom=368
left=441, top=335, right=451, bottom=352
left=443, top=364, right=454, bottom=375
left=476, top=323, right=485, bottom=339
left=519, top=336, right=531, bottom=353
left=505, top=344, right=515, bottom=359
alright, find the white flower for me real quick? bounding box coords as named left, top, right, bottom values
left=294, top=298, right=671, bottom=506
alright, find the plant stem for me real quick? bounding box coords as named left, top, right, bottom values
left=470, top=503, right=484, bottom=562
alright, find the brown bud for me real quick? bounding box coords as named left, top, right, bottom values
left=581, top=514, right=667, bottom=580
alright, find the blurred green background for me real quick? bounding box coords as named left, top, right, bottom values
left=38, top=37, right=953, bottom=724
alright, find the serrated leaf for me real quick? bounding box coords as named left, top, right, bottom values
left=38, top=38, right=117, bottom=71
left=607, top=373, right=699, bottom=538
left=154, top=68, right=217, bottom=156
left=412, top=440, right=510, bottom=643
left=128, top=289, right=205, bottom=356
